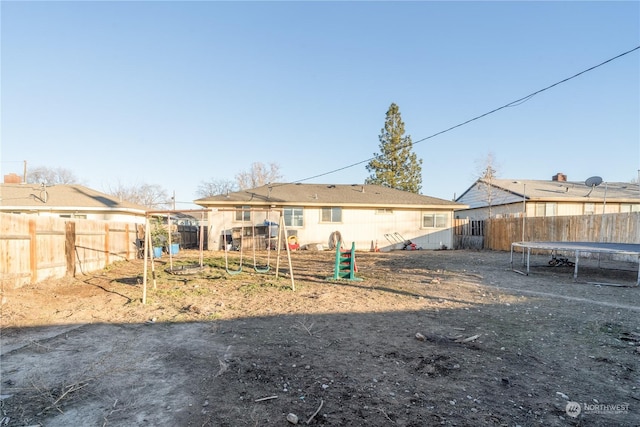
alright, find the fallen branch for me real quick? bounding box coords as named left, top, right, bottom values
left=215, top=358, right=228, bottom=377
left=416, top=332, right=481, bottom=344
left=306, top=398, right=323, bottom=424
left=293, top=319, right=315, bottom=336
left=254, top=395, right=278, bottom=402
left=42, top=381, right=90, bottom=414
left=376, top=407, right=395, bottom=424
left=455, top=334, right=481, bottom=343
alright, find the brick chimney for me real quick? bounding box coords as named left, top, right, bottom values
left=552, top=172, right=567, bottom=182
left=4, top=173, right=21, bottom=184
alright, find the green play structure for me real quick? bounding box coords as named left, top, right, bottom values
left=331, top=241, right=362, bottom=281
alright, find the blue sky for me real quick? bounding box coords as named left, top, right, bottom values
left=2, top=1, right=639, bottom=209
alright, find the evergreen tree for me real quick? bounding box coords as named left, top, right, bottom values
left=365, top=103, right=423, bottom=193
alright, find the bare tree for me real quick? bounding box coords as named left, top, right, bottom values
left=474, top=151, right=499, bottom=181
left=106, top=182, right=171, bottom=209
left=474, top=152, right=501, bottom=218
left=27, top=166, right=81, bottom=185
left=196, top=179, right=238, bottom=198
left=235, top=162, right=283, bottom=190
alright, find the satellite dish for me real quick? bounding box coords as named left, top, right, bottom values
left=585, top=176, right=603, bottom=188
left=584, top=176, right=603, bottom=197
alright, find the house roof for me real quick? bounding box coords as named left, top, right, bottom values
left=457, top=178, right=640, bottom=203
left=195, top=183, right=466, bottom=209
left=0, top=183, right=148, bottom=213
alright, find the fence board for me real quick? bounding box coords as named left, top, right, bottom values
left=454, top=218, right=487, bottom=249
left=486, top=212, right=640, bottom=251
left=0, top=213, right=139, bottom=289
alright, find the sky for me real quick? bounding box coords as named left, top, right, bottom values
left=1, top=1, right=639, bottom=209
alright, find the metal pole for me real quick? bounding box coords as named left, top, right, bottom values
left=522, top=183, right=526, bottom=242
left=168, top=212, right=173, bottom=271
left=522, top=184, right=526, bottom=263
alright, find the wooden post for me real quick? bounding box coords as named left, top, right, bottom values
left=125, top=223, right=131, bottom=259
left=29, top=219, right=37, bottom=284
left=279, top=215, right=295, bottom=291
left=104, top=223, right=110, bottom=267
left=65, top=221, right=76, bottom=277
left=143, top=217, right=150, bottom=304
left=199, top=211, right=205, bottom=267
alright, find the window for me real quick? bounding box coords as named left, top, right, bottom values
left=621, top=204, right=640, bottom=213
left=60, top=214, right=87, bottom=219
left=376, top=209, right=393, bottom=215
left=235, top=206, right=250, bottom=222
left=546, top=203, right=557, bottom=217
left=284, top=207, right=304, bottom=227
left=535, top=203, right=557, bottom=217
left=584, top=203, right=595, bottom=215
left=321, top=207, right=342, bottom=223
left=422, top=213, right=447, bottom=228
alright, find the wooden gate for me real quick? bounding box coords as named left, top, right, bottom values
left=454, top=218, right=485, bottom=249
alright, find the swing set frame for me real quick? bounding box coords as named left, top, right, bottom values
left=220, top=207, right=294, bottom=285
left=142, top=209, right=208, bottom=304
left=141, top=207, right=296, bottom=304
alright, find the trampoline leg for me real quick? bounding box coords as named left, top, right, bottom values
left=526, top=248, right=530, bottom=275
left=510, top=245, right=513, bottom=269
left=573, top=250, right=579, bottom=282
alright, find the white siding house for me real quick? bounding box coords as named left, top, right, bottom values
left=0, top=182, right=147, bottom=224
left=195, top=183, right=467, bottom=251
left=455, top=173, right=640, bottom=220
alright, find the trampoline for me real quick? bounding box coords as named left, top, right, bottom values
left=510, top=241, right=640, bottom=287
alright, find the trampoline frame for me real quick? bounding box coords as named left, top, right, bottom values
left=510, top=241, right=640, bottom=287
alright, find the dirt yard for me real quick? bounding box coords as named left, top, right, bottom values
left=1, top=248, right=639, bottom=426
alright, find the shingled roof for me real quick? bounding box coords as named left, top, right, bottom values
left=0, top=183, right=147, bottom=213
left=460, top=178, right=640, bottom=202
left=195, top=183, right=465, bottom=209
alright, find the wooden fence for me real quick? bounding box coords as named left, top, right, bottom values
left=0, top=213, right=139, bottom=289
left=453, top=218, right=485, bottom=249
left=485, top=212, right=640, bottom=251
left=455, top=212, right=639, bottom=252
left=3, top=212, right=637, bottom=288
left=177, top=224, right=203, bottom=249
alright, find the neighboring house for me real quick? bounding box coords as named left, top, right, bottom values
left=455, top=173, right=640, bottom=220
left=0, top=177, right=147, bottom=223
left=194, top=183, right=467, bottom=251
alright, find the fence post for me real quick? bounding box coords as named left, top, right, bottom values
left=104, top=223, right=110, bottom=267
left=29, top=219, right=37, bottom=283
left=125, top=223, right=131, bottom=259
left=65, top=221, right=76, bottom=277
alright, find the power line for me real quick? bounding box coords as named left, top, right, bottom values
left=286, top=45, right=640, bottom=186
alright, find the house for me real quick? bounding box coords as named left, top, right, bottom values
left=194, top=183, right=467, bottom=251
left=455, top=173, right=640, bottom=220
left=0, top=175, right=147, bottom=223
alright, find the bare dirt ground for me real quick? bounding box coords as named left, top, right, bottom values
left=1, top=248, right=639, bottom=426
